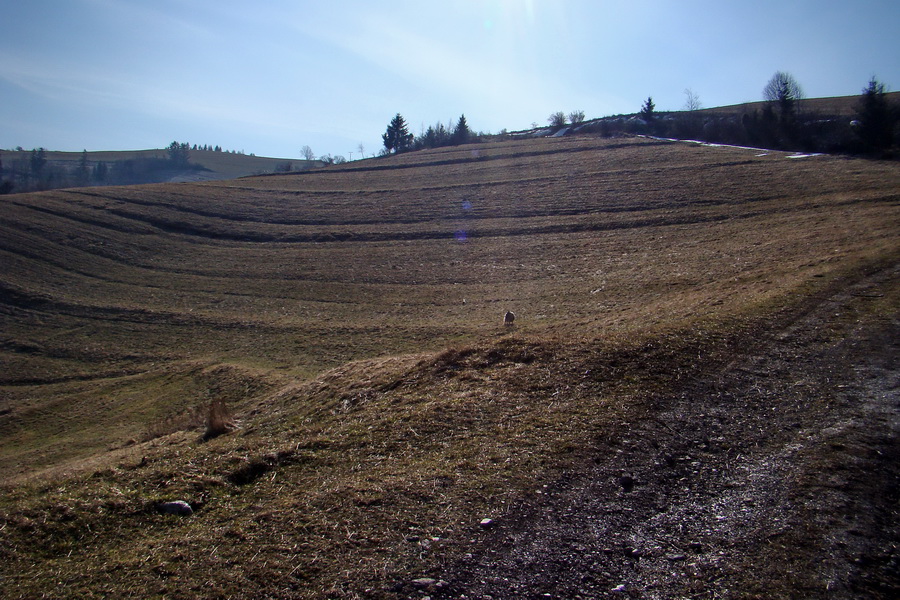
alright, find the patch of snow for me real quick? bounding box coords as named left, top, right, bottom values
left=646, top=136, right=769, bottom=153
left=691, top=140, right=770, bottom=152
left=551, top=127, right=569, bottom=138
left=646, top=135, right=825, bottom=159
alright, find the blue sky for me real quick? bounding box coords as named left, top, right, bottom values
left=2, top=0, right=897, bottom=159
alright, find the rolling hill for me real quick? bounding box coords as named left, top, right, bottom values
left=1, top=134, right=899, bottom=598
left=0, top=147, right=319, bottom=189
left=697, top=90, right=900, bottom=117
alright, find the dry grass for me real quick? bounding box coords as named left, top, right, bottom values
left=204, top=400, right=235, bottom=440
left=1, top=134, right=898, bottom=598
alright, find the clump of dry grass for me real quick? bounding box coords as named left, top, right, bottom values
left=204, top=399, right=235, bottom=440
left=143, top=405, right=204, bottom=441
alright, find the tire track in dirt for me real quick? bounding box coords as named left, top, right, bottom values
left=425, top=264, right=899, bottom=599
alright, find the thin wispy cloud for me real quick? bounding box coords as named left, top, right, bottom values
left=0, top=52, right=134, bottom=107
left=1, top=0, right=896, bottom=157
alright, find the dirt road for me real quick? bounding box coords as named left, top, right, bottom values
left=427, top=266, right=899, bottom=599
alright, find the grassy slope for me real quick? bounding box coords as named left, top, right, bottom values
left=1, top=135, right=898, bottom=598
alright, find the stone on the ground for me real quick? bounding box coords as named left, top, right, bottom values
left=158, top=500, right=193, bottom=516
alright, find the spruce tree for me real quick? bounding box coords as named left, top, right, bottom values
left=382, top=113, right=413, bottom=154
left=640, top=97, right=656, bottom=121
left=855, top=77, right=896, bottom=153
left=452, top=114, right=471, bottom=145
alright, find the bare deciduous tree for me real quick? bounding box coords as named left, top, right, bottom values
left=548, top=112, right=567, bottom=128
left=568, top=110, right=585, bottom=125
left=763, top=71, right=803, bottom=117
left=683, top=88, right=702, bottom=112
left=301, top=145, right=315, bottom=161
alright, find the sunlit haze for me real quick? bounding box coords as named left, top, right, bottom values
left=2, top=0, right=897, bottom=159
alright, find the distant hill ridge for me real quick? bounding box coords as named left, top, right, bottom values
left=0, top=147, right=318, bottom=186
left=2, top=91, right=897, bottom=194
left=696, top=91, right=900, bottom=117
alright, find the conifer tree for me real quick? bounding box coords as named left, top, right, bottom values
left=855, top=77, right=896, bottom=153
left=640, top=97, right=656, bottom=121
left=452, top=114, right=471, bottom=145
left=382, top=113, right=413, bottom=154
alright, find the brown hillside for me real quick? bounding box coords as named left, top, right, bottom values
left=699, top=90, right=900, bottom=117
left=1, top=135, right=898, bottom=598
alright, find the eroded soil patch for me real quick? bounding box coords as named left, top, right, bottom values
left=428, top=268, right=899, bottom=599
